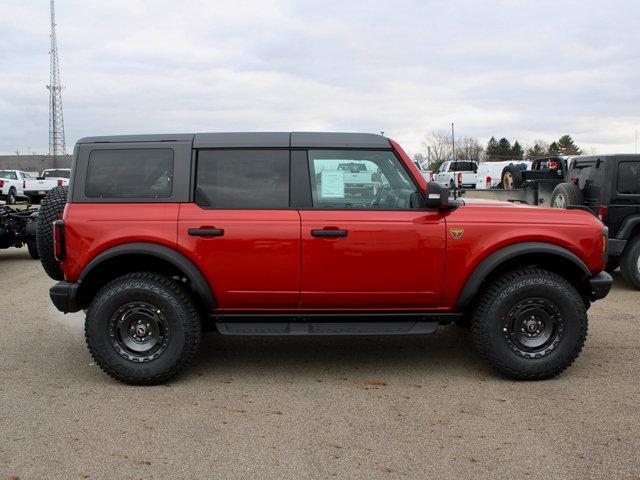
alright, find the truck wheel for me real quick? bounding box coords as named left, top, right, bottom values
left=551, top=183, right=583, bottom=209
left=605, top=259, right=619, bottom=273
left=36, top=186, right=68, bottom=280
left=501, top=166, right=523, bottom=190
left=27, top=240, right=39, bottom=259
left=6, top=187, right=17, bottom=205
left=470, top=268, right=588, bottom=380
left=85, top=272, right=202, bottom=385
left=620, top=236, right=640, bottom=289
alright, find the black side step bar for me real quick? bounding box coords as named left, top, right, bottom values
left=215, top=321, right=438, bottom=336
left=211, top=312, right=461, bottom=336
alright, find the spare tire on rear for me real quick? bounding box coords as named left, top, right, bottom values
left=550, top=182, right=583, bottom=209
left=37, top=186, right=68, bottom=280
left=501, top=165, right=524, bottom=190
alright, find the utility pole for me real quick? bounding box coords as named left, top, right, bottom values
left=47, top=0, right=66, bottom=158
left=451, top=122, right=455, bottom=160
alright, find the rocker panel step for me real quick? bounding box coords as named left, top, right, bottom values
left=215, top=321, right=439, bottom=336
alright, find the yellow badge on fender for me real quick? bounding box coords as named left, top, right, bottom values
left=450, top=227, right=464, bottom=239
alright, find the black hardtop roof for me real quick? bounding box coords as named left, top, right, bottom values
left=76, top=132, right=391, bottom=149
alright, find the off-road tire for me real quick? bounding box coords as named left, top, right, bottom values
left=36, top=186, right=68, bottom=280
left=6, top=187, right=17, bottom=205
left=470, top=268, right=588, bottom=380
left=501, top=166, right=524, bottom=190
left=85, top=272, right=202, bottom=385
left=27, top=240, right=39, bottom=259
left=620, top=236, right=640, bottom=290
left=551, top=182, right=583, bottom=209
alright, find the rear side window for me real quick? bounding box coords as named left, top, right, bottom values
left=0, top=170, right=17, bottom=180
left=85, top=149, right=173, bottom=198
left=618, top=161, right=640, bottom=194
left=195, top=150, right=289, bottom=209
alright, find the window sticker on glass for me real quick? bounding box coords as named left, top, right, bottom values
left=320, top=170, right=345, bottom=198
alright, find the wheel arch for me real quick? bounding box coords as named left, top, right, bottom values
left=77, top=243, right=216, bottom=312
left=456, top=242, right=592, bottom=308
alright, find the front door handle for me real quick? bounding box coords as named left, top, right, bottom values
left=311, top=228, right=348, bottom=238
left=188, top=227, right=224, bottom=237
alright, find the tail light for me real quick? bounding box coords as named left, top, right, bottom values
left=597, top=205, right=608, bottom=222
left=486, top=176, right=491, bottom=188
left=53, top=220, right=66, bottom=261
left=457, top=172, right=462, bottom=186
left=0, top=180, right=4, bottom=188
left=57, top=179, right=63, bottom=187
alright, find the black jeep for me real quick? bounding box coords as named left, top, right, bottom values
left=551, top=155, right=640, bottom=288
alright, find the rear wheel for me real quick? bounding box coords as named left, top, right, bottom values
left=6, top=187, right=17, bottom=205
left=85, top=272, right=202, bottom=385
left=501, top=166, right=523, bottom=190
left=620, top=236, right=640, bottom=289
left=551, top=182, right=583, bottom=209
left=36, top=186, right=68, bottom=280
left=471, top=268, right=588, bottom=380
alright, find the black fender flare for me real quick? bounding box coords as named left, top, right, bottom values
left=615, top=214, right=640, bottom=240
left=78, top=242, right=216, bottom=309
left=456, top=242, right=591, bottom=307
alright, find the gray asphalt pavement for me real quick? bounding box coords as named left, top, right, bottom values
left=0, top=246, right=639, bottom=479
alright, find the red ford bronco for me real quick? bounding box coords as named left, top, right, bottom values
left=38, top=132, right=612, bottom=385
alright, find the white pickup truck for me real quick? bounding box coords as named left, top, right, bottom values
left=0, top=169, right=35, bottom=204
left=434, top=160, right=478, bottom=189
left=23, top=168, right=71, bottom=204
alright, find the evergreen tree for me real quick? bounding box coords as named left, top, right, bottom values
left=556, top=135, right=582, bottom=155
left=496, top=138, right=512, bottom=159
left=485, top=137, right=499, bottom=161
left=548, top=142, right=560, bottom=155
left=511, top=141, right=524, bottom=160
left=525, top=144, right=546, bottom=159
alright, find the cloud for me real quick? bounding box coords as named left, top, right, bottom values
left=0, top=0, right=639, bottom=155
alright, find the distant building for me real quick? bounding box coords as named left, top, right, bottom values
left=0, top=154, right=72, bottom=173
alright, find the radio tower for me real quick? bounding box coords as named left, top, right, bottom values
left=47, top=0, right=66, bottom=157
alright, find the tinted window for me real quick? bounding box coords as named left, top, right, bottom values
left=0, top=170, right=17, bottom=180
left=86, top=149, right=173, bottom=198
left=618, top=161, right=640, bottom=194
left=43, top=169, right=70, bottom=179
left=308, top=150, right=418, bottom=209
left=195, top=150, right=289, bottom=209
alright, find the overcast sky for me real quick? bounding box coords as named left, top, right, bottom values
left=1, top=0, right=639, bottom=156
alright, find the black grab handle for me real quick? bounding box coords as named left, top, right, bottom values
left=188, top=228, right=224, bottom=237
left=311, top=229, right=348, bottom=238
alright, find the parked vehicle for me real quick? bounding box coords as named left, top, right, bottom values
left=42, top=132, right=611, bottom=385
left=23, top=168, right=71, bottom=204
left=0, top=204, right=39, bottom=258
left=434, top=160, right=478, bottom=189
left=0, top=169, right=34, bottom=204
left=463, top=156, right=568, bottom=206
left=549, top=154, right=640, bottom=289
left=413, top=162, right=434, bottom=182
left=336, top=161, right=376, bottom=197
left=474, top=161, right=530, bottom=190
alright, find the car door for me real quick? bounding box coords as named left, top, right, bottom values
left=297, top=149, right=447, bottom=310
left=177, top=149, right=301, bottom=311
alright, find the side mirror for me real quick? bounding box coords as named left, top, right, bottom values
left=423, top=181, right=450, bottom=209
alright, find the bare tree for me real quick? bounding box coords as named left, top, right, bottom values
left=421, top=130, right=453, bottom=167
left=455, top=136, right=483, bottom=161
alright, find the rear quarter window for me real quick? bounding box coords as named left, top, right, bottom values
left=85, top=149, right=174, bottom=198
left=617, top=161, right=640, bottom=195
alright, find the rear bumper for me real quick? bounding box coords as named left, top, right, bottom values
left=589, top=271, right=613, bottom=301
left=49, top=281, right=81, bottom=313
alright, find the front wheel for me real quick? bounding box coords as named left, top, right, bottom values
left=6, top=188, right=17, bottom=205
left=471, top=268, right=587, bottom=380
left=85, top=272, right=202, bottom=385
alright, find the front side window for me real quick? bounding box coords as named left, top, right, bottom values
left=85, top=149, right=173, bottom=198
left=618, top=161, right=640, bottom=194
left=308, top=150, right=419, bottom=209
left=195, top=150, right=289, bottom=209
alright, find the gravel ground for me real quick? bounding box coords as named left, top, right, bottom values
left=0, top=246, right=639, bottom=479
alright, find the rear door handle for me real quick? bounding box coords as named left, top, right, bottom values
left=188, top=228, right=224, bottom=237
left=311, top=228, right=348, bottom=238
